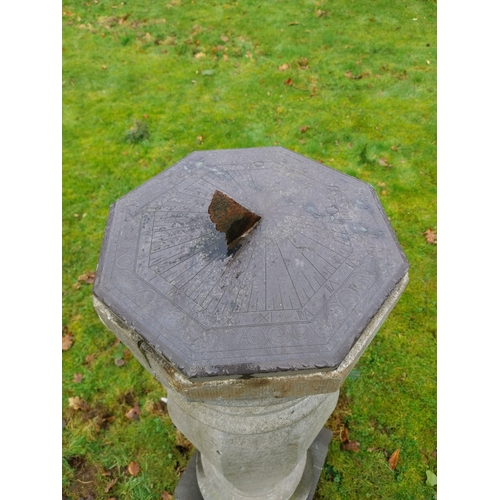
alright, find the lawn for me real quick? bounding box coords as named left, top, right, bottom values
left=62, top=0, right=436, bottom=498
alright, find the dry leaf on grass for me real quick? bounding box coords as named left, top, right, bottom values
left=62, top=334, right=74, bottom=351
left=73, top=373, right=83, bottom=383
left=85, top=353, right=96, bottom=365
left=104, top=477, right=118, bottom=493
left=68, top=396, right=90, bottom=411
left=78, top=271, right=95, bottom=284
left=340, top=426, right=349, bottom=443
left=194, top=52, right=205, bottom=59
left=300, top=126, right=309, bottom=133
left=162, top=492, right=174, bottom=500
left=296, top=57, right=309, bottom=69
left=388, top=448, right=400, bottom=470
left=289, top=21, right=299, bottom=26
left=340, top=425, right=360, bottom=452
left=125, top=403, right=141, bottom=420
left=220, top=35, right=229, bottom=42
left=423, top=228, right=437, bottom=245
left=284, top=78, right=293, bottom=86
left=341, top=440, right=360, bottom=452
left=115, top=358, right=125, bottom=367
left=345, top=70, right=363, bottom=80
left=128, top=461, right=140, bottom=477
left=378, top=158, right=388, bottom=167
left=278, top=63, right=289, bottom=71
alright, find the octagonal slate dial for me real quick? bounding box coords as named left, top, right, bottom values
left=93, top=147, right=409, bottom=380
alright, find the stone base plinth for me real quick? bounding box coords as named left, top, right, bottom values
left=175, top=427, right=332, bottom=500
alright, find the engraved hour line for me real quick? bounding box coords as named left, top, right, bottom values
left=151, top=220, right=210, bottom=236
left=227, top=170, right=250, bottom=195
left=199, top=239, right=248, bottom=310
left=167, top=236, right=228, bottom=288
left=277, top=242, right=301, bottom=309
left=288, top=237, right=333, bottom=282
left=234, top=242, right=259, bottom=313
left=230, top=243, right=257, bottom=312
left=199, top=177, right=247, bottom=205
left=215, top=242, right=257, bottom=314
left=149, top=234, right=213, bottom=267
left=150, top=232, right=214, bottom=256
left=172, top=243, right=226, bottom=291
left=248, top=169, right=259, bottom=191
left=153, top=237, right=222, bottom=276
left=295, top=230, right=352, bottom=260
left=177, top=245, right=229, bottom=293
left=133, top=173, right=205, bottom=214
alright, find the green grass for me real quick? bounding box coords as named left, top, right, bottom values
left=63, top=0, right=436, bottom=498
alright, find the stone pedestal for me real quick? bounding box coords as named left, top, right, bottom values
left=168, top=390, right=338, bottom=500
left=92, top=147, right=409, bottom=499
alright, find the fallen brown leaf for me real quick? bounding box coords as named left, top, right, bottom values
left=161, top=492, right=173, bottom=500
left=388, top=448, right=400, bottom=470
left=297, top=57, right=309, bottom=69
left=345, top=70, right=362, bottom=80
left=68, top=396, right=90, bottom=411
left=125, top=403, right=141, bottom=420
left=128, top=461, right=140, bottom=477
left=78, top=271, right=95, bottom=284
left=223, top=54, right=229, bottom=62
left=278, top=63, right=289, bottom=71
left=62, top=334, right=74, bottom=351
left=284, top=78, right=293, bottom=86
left=423, top=228, right=437, bottom=244
left=341, top=440, right=360, bottom=452
left=115, top=358, right=125, bottom=367
left=300, top=126, right=309, bottom=133
left=289, top=21, right=299, bottom=25
left=85, top=353, right=96, bottom=365
left=391, top=145, right=398, bottom=151
left=101, top=64, right=107, bottom=70
left=340, top=426, right=349, bottom=443
left=194, top=52, right=205, bottom=59
left=220, top=35, right=229, bottom=42
left=197, top=135, right=203, bottom=144
left=73, top=373, right=83, bottom=383
left=316, top=9, right=327, bottom=17
left=378, top=158, right=388, bottom=167
left=104, top=477, right=118, bottom=493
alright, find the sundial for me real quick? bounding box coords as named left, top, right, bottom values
left=93, top=147, right=409, bottom=380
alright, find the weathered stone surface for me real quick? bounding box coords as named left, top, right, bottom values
left=173, top=428, right=332, bottom=500
left=168, top=387, right=338, bottom=500
left=93, top=272, right=408, bottom=401
left=93, top=147, right=409, bottom=381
